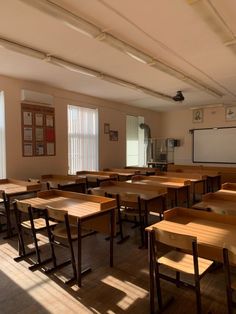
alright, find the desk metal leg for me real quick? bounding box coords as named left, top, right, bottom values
left=4, top=197, right=13, bottom=238
left=149, top=232, right=155, bottom=314
left=77, top=219, right=82, bottom=287
left=110, top=209, right=114, bottom=267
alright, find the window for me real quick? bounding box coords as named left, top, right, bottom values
left=126, top=115, right=145, bottom=166
left=68, top=105, right=98, bottom=174
left=0, top=92, right=6, bottom=178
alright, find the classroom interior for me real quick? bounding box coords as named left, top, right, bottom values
left=1, top=1, right=236, bottom=314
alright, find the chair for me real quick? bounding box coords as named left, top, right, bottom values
left=88, top=188, right=129, bottom=244
left=13, top=200, right=57, bottom=270
left=223, top=246, right=236, bottom=314
left=118, top=193, right=146, bottom=247
left=0, top=190, right=7, bottom=232
left=150, top=228, right=214, bottom=314
left=44, top=206, right=78, bottom=284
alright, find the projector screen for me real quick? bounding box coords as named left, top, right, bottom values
left=193, top=127, right=236, bottom=163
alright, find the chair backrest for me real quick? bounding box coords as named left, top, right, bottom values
left=153, top=227, right=197, bottom=251
left=46, top=206, right=67, bottom=222
left=119, top=193, right=141, bottom=209
left=0, top=190, right=7, bottom=206
left=15, top=200, right=31, bottom=213
left=131, top=175, right=146, bottom=181
left=99, top=180, right=115, bottom=187
left=28, top=178, right=41, bottom=183
left=88, top=188, right=107, bottom=197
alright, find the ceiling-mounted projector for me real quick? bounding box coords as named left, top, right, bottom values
left=173, top=91, right=184, bottom=102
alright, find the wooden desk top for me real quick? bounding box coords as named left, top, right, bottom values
left=222, top=182, right=236, bottom=191
left=130, top=176, right=190, bottom=189
left=0, top=178, right=41, bottom=196
left=20, top=189, right=116, bottom=219
left=77, top=170, right=118, bottom=178
left=129, top=179, right=189, bottom=189
left=41, top=174, right=86, bottom=186
left=103, top=168, right=139, bottom=177
left=155, top=172, right=207, bottom=182
left=192, top=191, right=236, bottom=215
left=146, top=207, right=236, bottom=263
left=93, top=181, right=167, bottom=200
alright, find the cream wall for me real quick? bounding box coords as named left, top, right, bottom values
left=160, top=106, right=236, bottom=166
left=1, top=75, right=161, bottom=179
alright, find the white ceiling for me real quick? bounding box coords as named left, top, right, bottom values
left=0, top=0, right=236, bottom=111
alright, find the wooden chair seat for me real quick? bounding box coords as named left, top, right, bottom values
left=158, top=250, right=213, bottom=275
left=52, top=223, right=78, bottom=240
left=21, top=218, right=57, bottom=230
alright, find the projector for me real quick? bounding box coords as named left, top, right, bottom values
left=173, top=91, right=184, bottom=102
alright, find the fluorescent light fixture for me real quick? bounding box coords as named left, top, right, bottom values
left=0, top=37, right=46, bottom=59
left=101, top=75, right=138, bottom=90
left=97, top=33, right=154, bottom=64
left=19, top=0, right=224, bottom=98
left=46, top=56, right=99, bottom=77
left=137, top=87, right=174, bottom=101
left=102, top=75, right=174, bottom=101
left=19, top=0, right=101, bottom=38
left=187, top=0, right=235, bottom=43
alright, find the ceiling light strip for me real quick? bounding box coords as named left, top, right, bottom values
left=0, top=36, right=173, bottom=101
left=19, top=0, right=223, bottom=98
left=187, top=0, right=235, bottom=44
left=0, top=37, right=46, bottom=59
left=19, top=0, right=101, bottom=38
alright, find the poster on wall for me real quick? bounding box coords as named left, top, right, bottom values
left=47, top=142, right=55, bottom=155
left=23, top=127, right=32, bottom=141
left=23, top=143, right=33, bottom=156
left=23, top=112, right=32, bottom=125
left=35, top=113, right=43, bottom=126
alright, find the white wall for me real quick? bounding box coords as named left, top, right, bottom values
left=160, top=106, right=236, bottom=166
left=1, top=75, right=162, bottom=179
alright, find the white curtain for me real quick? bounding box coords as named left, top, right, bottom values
left=68, top=105, right=98, bottom=174
left=0, top=92, right=6, bottom=178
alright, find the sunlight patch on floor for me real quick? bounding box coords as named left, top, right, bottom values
left=101, top=275, right=148, bottom=310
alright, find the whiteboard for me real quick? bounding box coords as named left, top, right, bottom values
left=193, top=127, right=236, bottom=163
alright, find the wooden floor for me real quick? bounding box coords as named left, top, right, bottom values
left=0, top=219, right=233, bottom=314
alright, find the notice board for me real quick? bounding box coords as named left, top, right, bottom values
left=21, top=103, right=55, bottom=157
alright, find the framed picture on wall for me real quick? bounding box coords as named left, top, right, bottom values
left=225, top=106, right=236, bottom=121
left=104, top=123, right=110, bottom=134
left=109, top=130, right=118, bottom=141
left=193, top=109, right=203, bottom=123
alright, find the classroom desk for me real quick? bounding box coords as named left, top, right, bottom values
left=192, top=190, right=236, bottom=215
left=125, top=166, right=156, bottom=176
left=19, top=189, right=116, bottom=287
left=166, top=166, right=221, bottom=192
left=155, top=172, right=207, bottom=202
left=0, top=178, right=41, bottom=237
left=221, top=182, right=236, bottom=191
left=92, top=181, right=167, bottom=216
left=130, top=176, right=191, bottom=207
left=146, top=207, right=236, bottom=313
left=76, top=171, right=118, bottom=187
left=103, top=168, right=140, bottom=181
left=41, top=174, right=86, bottom=192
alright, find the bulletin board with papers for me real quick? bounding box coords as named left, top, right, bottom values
left=21, top=103, right=55, bottom=157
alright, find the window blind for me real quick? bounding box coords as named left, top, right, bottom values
left=68, top=105, right=98, bottom=174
